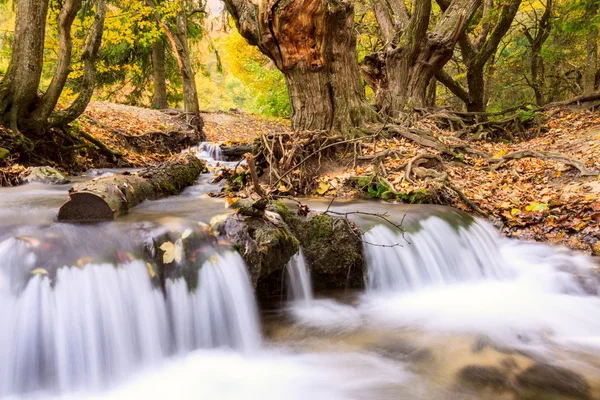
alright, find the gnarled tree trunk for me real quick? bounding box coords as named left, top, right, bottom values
left=0, top=0, right=106, bottom=135
left=436, top=0, right=522, bottom=112
left=224, top=0, right=376, bottom=133
left=363, top=0, right=482, bottom=116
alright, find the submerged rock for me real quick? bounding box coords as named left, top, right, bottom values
left=21, top=166, right=70, bottom=185
left=270, top=201, right=364, bottom=291
left=457, top=365, right=510, bottom=390
left=369, top=340, right=432, bottom=363
left=516, top=363, right=591, bottom=399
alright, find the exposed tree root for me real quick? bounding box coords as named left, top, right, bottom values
left=489, top=150, right=597, bottom=176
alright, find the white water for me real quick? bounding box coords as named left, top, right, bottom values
left=286, top=249, right=313, bottom=306
left=195, top=142, right=223, bottom=162
left=0, top=241, right=261, bottom=396
left=354, top=217, right=600, bottom=349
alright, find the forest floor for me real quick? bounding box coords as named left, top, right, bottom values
left=306, top=108, right=600, bottom=256
left=1, top=101, right=599, bottom=255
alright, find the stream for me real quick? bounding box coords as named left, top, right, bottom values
left=0, top=143, right=599, bottom=399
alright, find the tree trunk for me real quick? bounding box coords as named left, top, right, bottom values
left=151, top=39, right=169, bottom=109
left=364, top=0, right=482, bottom=116
left=58, top=153, right=205, bottom=222
left=151, top=1, right=204, bottom=136
left=224, top=0, right=376, bottom=132
left=0, top=0, right=50, bottom=131
left=584, top=0, right=599, bottom=94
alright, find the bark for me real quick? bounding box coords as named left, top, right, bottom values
left=149, top=1, right=204, bottom=135
left=584, top=0, right=599, bottom=94
left=223, top=0, right=377, bottom=132
left=58, top=153, right=205, bottom=222
left=0, top=0, right=107, bottom=133
left=48, top=0, right=108, bottom=128
left=151, top=39, right=169, bottom=109
left=436, top=0, right=522, bottom=112
left=523, top=0, right=552, bottom=106
left=363, top=0, right=482, bottom=116
left=27, top=0, right=82, bottom=128
left=0, top=0, right=50, bottom=131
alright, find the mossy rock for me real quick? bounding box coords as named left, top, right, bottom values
left=21, top=166, right=70, bottom=185
left=270, top=201, right=364, bottom=291
left=221, top=212, right=299, bottom=296
left=143, top=220, right=217, bottom=292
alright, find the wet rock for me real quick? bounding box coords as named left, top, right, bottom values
left=21, top=166, right=70, bottom=185
left=369, top=340, right=432, bottom=363
left=458, top=365, right=510, bottom=389
left=516, top=363, right=591, bottom=399
left=143, top=220, right=217, bottom=291
left=270, top=201, right=364, bottom=291
left=221, top=211, right=299, bottom=294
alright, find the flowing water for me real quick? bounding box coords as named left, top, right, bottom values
left=0, top=143, right=599, bottom=399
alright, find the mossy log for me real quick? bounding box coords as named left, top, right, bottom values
left=58, top=153, right=205, bottom=222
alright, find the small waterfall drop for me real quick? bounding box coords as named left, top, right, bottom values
left=364, top=217, right=510, bottom=291
left=196, top=142, right=224, bottom=162
left=286, top=249, right=313, bottom=306
left=0, top=235, right=261, bottom=396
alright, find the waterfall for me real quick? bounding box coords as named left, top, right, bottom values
left=196, top=142, right=224, bottom=162
left=0, top=238, right=261, bottom=396
left=286, top=249, right=313, bottom=306
left=364, top=216, right=511, bottom=291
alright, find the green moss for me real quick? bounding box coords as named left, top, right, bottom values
left=406, top=189, right=431, bottom=204
left=309, top=214, right=333, bottom=239
left=270, top=200, right=296, bottom=222
left=0, top=147, right=9, bottom=161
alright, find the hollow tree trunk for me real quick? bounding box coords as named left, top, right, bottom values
left=151, top=40, right=169, bottom=109
left=0, top=0, right=50, bottom=131
left=224, top=0, right=376, bottom=132
left=58, top=153, right=205, bottom=222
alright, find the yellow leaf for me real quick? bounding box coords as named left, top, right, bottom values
left=76, top=256, right=93, bottom=269
left=511, top=208, right=521, bottom=216
left=160, top=239, right=183, bottom=264
left=316, top=181, right=330, bottom=195
left=492, top=149, right=507, bottom=159
left=181, top=228, right=193, bottom=240
left=31, top=268, right=48, bottom=275
left=525, top=202, right=549, bottom=212
left=146, top=262, right=156, bottom=278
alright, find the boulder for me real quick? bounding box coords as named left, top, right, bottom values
left=270, top=201, right=364, bottom=291
left=21, top=166, right=70, bottom=185
left=516, top=363, right=591, bottom=399
left=220, top=211, right=299, bottom=295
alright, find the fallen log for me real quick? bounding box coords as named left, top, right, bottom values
left=58, top=153, right=205, bottom=222
left=220, top=144, right=254, bottom=159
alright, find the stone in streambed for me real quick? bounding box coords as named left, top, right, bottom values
left=369, top=340, right=432, bottom=363
left=516, top=363, right=591, bottom=399
left=457, top=365, right=511, bottom=390
left=270, top=201, right=364, bottom=291
left=21, top=166, right=70, bottom=185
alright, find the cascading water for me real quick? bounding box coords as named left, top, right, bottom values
left=359, top=215, right=600, bottom=348
left=364, top=217, right=510, bottom=291
left=286, top=249, right=313, bottom=306
left=195, top=142, right=224, bottom=162
left=0, top=231, right=261, bottom=396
